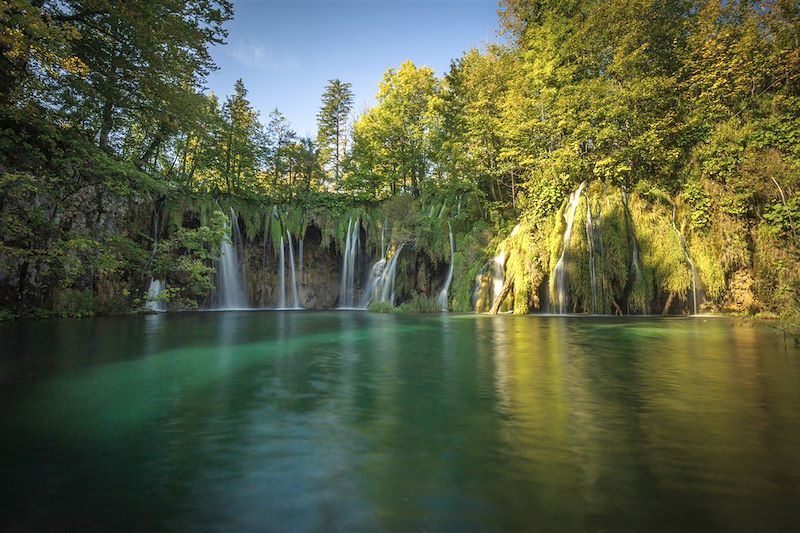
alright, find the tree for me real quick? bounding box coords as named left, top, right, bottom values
left=265, top=108, right=297, bottom=194
left=316, top=79, right=353, bottom=188
left=220, top=79, right=262, bottom=194
left=436, top=47, right=514, bottom=204
left=44, top=0, right=232, bottom=154
left=347, top=62, right=439, bottom=197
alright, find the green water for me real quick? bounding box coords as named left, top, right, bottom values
left=0, top=312, right=798, bottom=531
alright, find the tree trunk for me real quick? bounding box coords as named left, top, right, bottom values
left=490, top=274, right=514, bottom=314
left=139, top=125, right=167, bottom=168
left=662, top=292, right=675, bottom=316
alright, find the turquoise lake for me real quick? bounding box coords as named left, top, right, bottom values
left=1, top=312, right=799, bottom=531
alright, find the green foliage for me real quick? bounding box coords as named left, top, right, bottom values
left=152, top=210, right=227, bottom=308
left=449, top=222, right=493, bottom=313
left=345, top=61, right=440, bottom=198
left=367, top=301, right=395, bottom=314
left=682, top=180, right=712, bottom=232
left=763, top=196, right=800, bottom=238
left=317, top=79, right=354, bottom=186
left=397, top=294, right=442, bottom=314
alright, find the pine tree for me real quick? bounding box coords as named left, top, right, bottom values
left=316, top=79, right=354, bottom=188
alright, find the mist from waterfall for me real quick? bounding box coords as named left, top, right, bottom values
left=551, top=182, right=586, bottom=313
left=215, top=209, right=249, bottom=310
left=437, top=222, right=455, bottom=311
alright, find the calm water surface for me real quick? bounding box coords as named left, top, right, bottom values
left=1, top=312, right=799, bottom=531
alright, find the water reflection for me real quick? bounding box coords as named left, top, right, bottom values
left=0, top=314, right=798, bottom=531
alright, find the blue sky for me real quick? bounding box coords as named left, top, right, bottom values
left=205, top=0, right=501, bottom=137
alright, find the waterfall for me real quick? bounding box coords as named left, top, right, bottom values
left=585, top=190, right=597, bottom=314
left=278, top=235, right=286, bottom=309
left=382, top=243, right=405, bottom=305
left=145, top=279, right=166, bottom=312
left=359, top=236, right=387, bottom=309
left=362, top=243, right=406, bottom=307
left=360, top=258, right=385, bottom=309
left=436, top=222, right=455, bottom=311
left=491, top=253, right=505, bottom=305
left=286, top=229, right=300, bottom=309
left=671, top=203, right=699, bottom=315
left=146, top=207, right=166, bottom=312
left=339, top=217, right=360, bottom=308
left=215, top=209, right=249, bottom=309
left=551, top=182, right=586, bottom=313
left=471, top=253, right=503, bottom=313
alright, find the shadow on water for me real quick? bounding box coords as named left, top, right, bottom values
left=0, top=313, right=798, bottom=530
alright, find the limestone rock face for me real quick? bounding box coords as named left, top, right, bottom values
left=296, top=226, right=342, bottom=308
left=234, top=224, right=354, bottom=309
left=725, top=268, right=756, bottom=313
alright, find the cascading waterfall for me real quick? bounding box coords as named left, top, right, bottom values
left=215, top=209, right=249, bottom=309
left=491, top=252, right=505, bottom=304
left=278, top=235, right=286, bottom=309
left=551, top=182, right=586, bottom=313
left=360, top=257, right=385, bottom=309
left=436, top=222, right=455, bottom=311
left=286, top=229, right=300, bottom=309
left=146, top=209, right=166, bottom=312
left=473, top=224, right=520, bottom=313
left=671, top=203, right=699, bottom=315
left=362, top=243, right=406, bottom=307
left=338, top=217, right=360, bottom=308
left=471, top=254, right=503, bottom=313
left=381, top=243, right=405, bottom=305
left=146, top=279, right=166, bottom=312
left=584, top=190, right=598, bottom=314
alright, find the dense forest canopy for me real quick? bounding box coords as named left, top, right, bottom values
left=0, top=0, right=798, bottom=325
